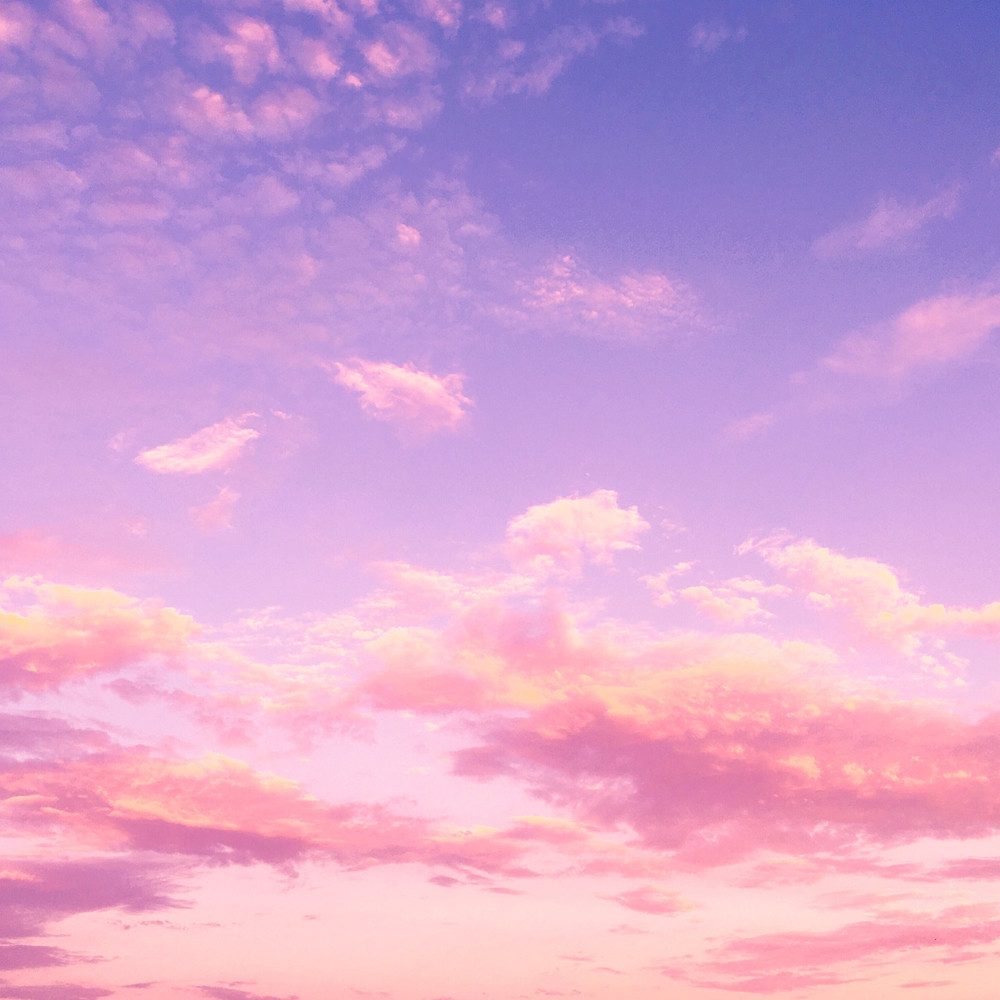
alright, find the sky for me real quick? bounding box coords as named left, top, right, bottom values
left=3, top=1, right=1000, bottom=998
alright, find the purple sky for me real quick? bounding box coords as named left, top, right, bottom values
left=4, top=2, right=1000, bottom=998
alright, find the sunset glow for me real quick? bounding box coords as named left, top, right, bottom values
left=4, top=3, right=1000, bottom=999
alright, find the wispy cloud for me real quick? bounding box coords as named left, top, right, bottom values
left=822, top=288, right=1000, bottom=379
left=135, top=415, right=259, bottom=475
left=517, top=254, right=702, bottom=341
left=689, top=21, right=747, bottom=54
left=813, top=188, right=960, bottom=259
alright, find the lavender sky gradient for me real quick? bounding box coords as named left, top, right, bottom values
left=3, top=2, right=1000, bottom=998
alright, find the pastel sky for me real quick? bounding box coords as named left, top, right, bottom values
left=4, top=2, right=1000, bottom=998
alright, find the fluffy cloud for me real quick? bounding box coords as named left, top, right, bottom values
left=747, top=535, right=1000, bottom=650
left=135, top=415, right=259, bottom=474
left=505, top=490, right=648, bottom=576
left=332, top=358, right=471, bottom=434
left=0, top=576, right=195, bottom=690
left=677, top=578, right=788, bottom=625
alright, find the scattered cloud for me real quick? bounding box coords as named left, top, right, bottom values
left=135, top=415, right=259, bottom=475
left=661, top=905, right=1000, bottom=993
left=190, top=488, right=242, bottom=532
left=518, top=255, right=701, bottom=341
left=821, top=288, right=1000, bottom=380
left=332, top=358, right=471, bottom=435
left=465, top=18, right=642, bottom=100
left=813, top=188, right=960, bottom=259
left=689, top=21, right=747, bottom=54
left=747, top=534, right=1000, bottom=653
left=505, top=490, right=649, bottom=576
left=602, top=885, right=693, bottom=916
left=0, top=576, right=195, bottom=690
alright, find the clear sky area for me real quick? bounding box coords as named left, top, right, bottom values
left=4, top=2, right=1000, bottom=998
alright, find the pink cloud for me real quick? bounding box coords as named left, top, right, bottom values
left=444, top=617, right=1000, bottom=863
left=189, top=488, right=241, bottom=532
left=0, top=531, right=156, bottom=580
left=0, top=576, right=195, bottom=690
left=135, top=415, right=259, bottom=475
left=747, top=535, right=1000, bottom=650
left=362, top=23, right=438, bottom=78
left=663, top=905, right=1000, bottom=993
left=519, top=254, right=700, bottom=341
left=813, top=187, right=959, bottom=258
left=0, top=736, right=539, bottom=881
left=602, top=885, right=693, bottom=915
left=172, top=84, right=255, bottom=137
left=193, top=18, right=282, bottom=85
left=410, top=0, right=462, bottom=32
left=677, top=578, right=787, bottom=626
left=0, top=2, right=37, bottom=49
left=505, top=489, right=648, bottom=576
left=822, top=289, right=1000, bottom=380
left=332, top=358, right=471, bottom=434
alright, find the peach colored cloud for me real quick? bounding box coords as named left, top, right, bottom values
left=332, top=358, right=471, bottom=434
left=822, top=289, right=1000, bottom=380
left=0, top=736, right=539, bottom=882
left=135, top=415, right=259, bottom=475
left=677, top=577, right=788, bottom=625
left=0, top=576, right=195, bottom=690
left=435, top=613, right=1000, bottom=864
left=813, top=187, right=959, bottom=259
left=505, top=489, right=649, bottom=576
left=746, top=535, right=1000, bottom=649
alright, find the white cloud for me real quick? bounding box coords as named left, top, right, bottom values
left=506, top=489, right=649, bottom=577
left=332, top=358, right=471, bottom=434
left=135, top=415, right=259, bottom=474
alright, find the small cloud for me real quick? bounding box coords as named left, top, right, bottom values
left=135, top=415, right=259, bottom=475
left=190, top=487, right=241, bottom=532
left=331, top=358, right=471, bottom=435
left=724, top=410, right=774, bottom=442
left=642, top=561, right=694, bottom=606
left=506, top=489, right=649, bottom=577
left=813, top=188, right=959, bottom=259
left=602, top=885, right=694, bottom=915
left=520, top=254, right=701, bottom=342
left=822, top=288, right=1000, bottom=380
left=689, top=21, right=746, bottom=54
